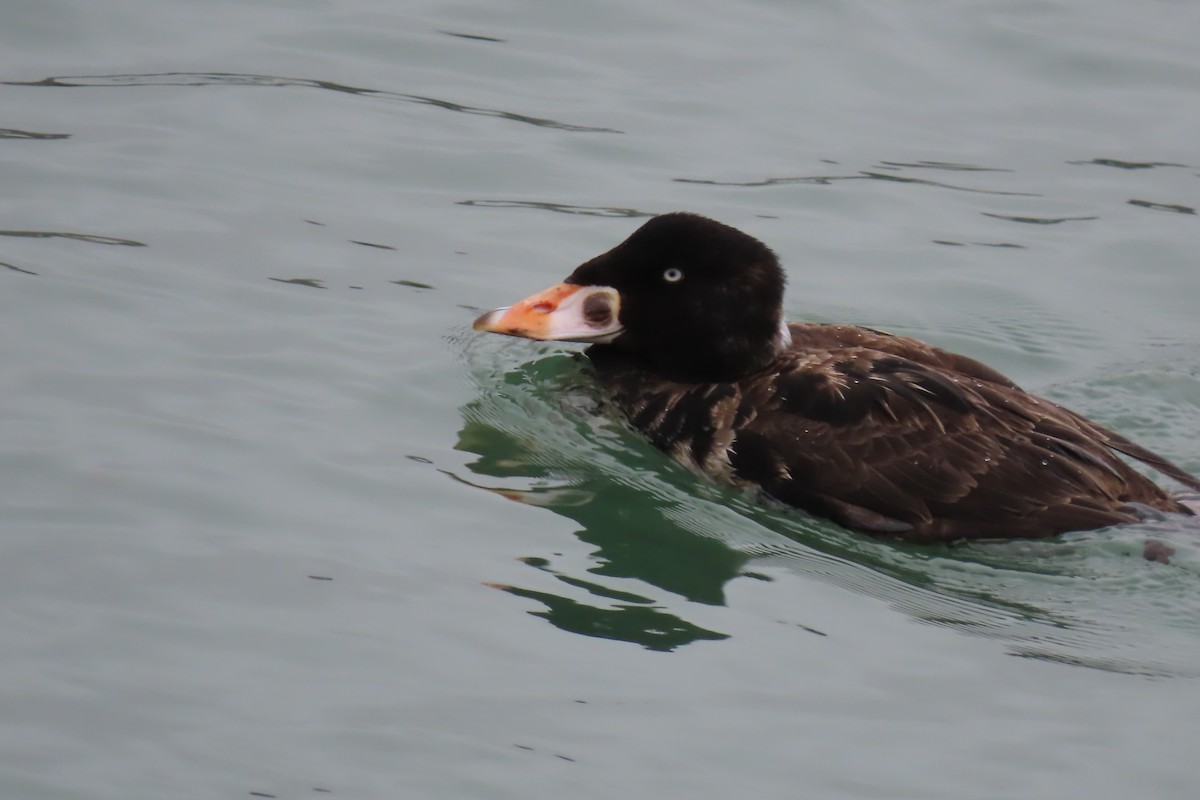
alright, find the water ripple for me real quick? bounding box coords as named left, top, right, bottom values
left=933, top=240, right=1026, bottom=249
left=858, top=170, right=1037, bottom=196
left=876, top=160, right=1013, bottom=173
left=457, top=199, right=653, bottom=217
left=980, top=212, right=1099, bottom=225
left=0, top=229, right=145, bottom=246
left=1069, top=158, right=1192, bottom=170
left=0, top=127, right=70, bottom=140
left=2, top=261, right=38, bottom=275
left=675, top=170, right=1040, bottom=197
left=4, top=72, right=622, bottom=134
left=268, top=277, right=326, bottom=289
left=1128, top=199, right=1196, bottom=215
left=439, top=30, right=507, bottom=43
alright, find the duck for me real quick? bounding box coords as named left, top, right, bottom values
left=473, top=212, right=1200, bottom=542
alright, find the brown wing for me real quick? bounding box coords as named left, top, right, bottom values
left=728, top=326, right=1195, bottom=541
left=589, top=324, right=1197, bottom=541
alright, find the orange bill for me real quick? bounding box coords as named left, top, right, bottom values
left=472, top=282, right=623, bottom=343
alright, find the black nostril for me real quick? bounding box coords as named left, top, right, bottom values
left=582, top=292, right=613, bottom=325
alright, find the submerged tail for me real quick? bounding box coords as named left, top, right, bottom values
left=1178, top=492, right=1200, bottom=517
left=1062, top=408, right=1200, bottom=494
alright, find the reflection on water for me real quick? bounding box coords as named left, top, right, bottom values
left=454, top=335, right=1200, bottom=675
left=451, top=368, right=742, bottom=650
left=499, top=580, right=730, bottom=652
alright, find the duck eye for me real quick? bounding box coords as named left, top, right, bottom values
left=662, top=267, right=684, bottom=283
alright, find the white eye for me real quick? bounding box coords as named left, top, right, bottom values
left=663, top=267, right=684, bottom=283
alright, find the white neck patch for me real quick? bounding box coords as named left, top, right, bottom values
left=773, top=318, right=792, bottom=353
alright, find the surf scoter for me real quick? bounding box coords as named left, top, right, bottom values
left=473, top=213, right=1200, bottom=541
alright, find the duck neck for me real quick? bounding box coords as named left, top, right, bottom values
left=611, top=316, right=789, bottom=384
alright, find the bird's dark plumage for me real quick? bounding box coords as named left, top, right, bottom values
left=474, top=213, right=1200, bottom=541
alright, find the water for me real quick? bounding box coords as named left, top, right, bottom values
left=3, top=1, right=1200, bottom=797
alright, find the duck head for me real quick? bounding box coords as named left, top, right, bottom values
left=473, top=213, right=789, bottom=382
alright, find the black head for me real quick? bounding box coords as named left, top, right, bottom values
left=565, top=213, right=787, bottom=381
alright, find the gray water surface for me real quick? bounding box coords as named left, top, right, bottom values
left=3, top=1, right=1200, bottom=798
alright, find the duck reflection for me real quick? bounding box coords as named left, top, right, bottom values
left=452, top=402, right=737, bottom=651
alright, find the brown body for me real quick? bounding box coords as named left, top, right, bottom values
left=591, top=323, right=1198, bottom=541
